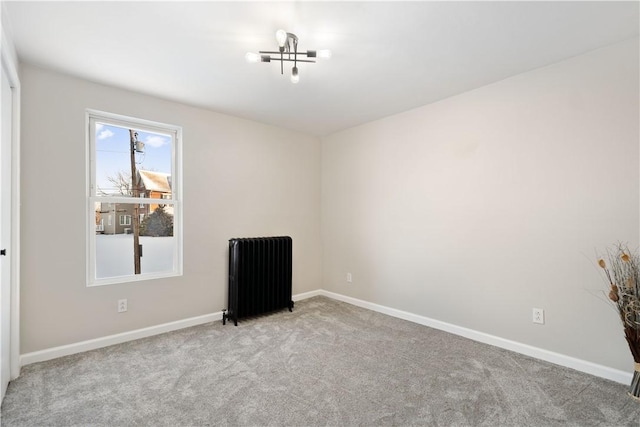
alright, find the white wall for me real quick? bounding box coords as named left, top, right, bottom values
left=20, top=65, right=322, bottom=353
left=321, top=38, right=639, bottom=372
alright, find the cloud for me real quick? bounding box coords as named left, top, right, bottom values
left=97, top=129, right=114, bottom=140
left=145, top=135, right=169, bottom=148
left=96, top=123, right=103, bottom=131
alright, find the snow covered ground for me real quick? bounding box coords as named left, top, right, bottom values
left=96, top=234, right=175, bottom=278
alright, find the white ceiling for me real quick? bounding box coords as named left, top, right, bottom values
left=5, top=1, right=639, bottom=137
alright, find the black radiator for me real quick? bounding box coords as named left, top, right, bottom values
left=223, top=236, right=293, bottom=326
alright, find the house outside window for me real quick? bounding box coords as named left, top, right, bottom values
left=87, top=110, right=182, bottom=286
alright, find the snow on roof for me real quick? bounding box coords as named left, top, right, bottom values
left=138, top=170, right=171, bottom=193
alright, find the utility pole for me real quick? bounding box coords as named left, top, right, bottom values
left=129, top=129, right=141, bottom=274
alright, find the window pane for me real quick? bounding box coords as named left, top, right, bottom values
left=95, top=123, right=173, bottom=198
left=95, top=203, right=176, bottom=279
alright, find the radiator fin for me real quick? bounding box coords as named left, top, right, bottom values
left=224, top=236, right=293, bottom=326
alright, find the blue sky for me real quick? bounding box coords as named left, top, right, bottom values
left=95, top=123, right=172, bottom=195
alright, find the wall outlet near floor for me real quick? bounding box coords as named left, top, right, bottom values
left=118, top=299, right=128, bottom=313
left=346, top=273, right=353, bottom=283
left=532, top=308, right=544, bottom=324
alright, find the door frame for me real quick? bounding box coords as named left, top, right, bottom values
left=1, top=24, right=21, bottom=383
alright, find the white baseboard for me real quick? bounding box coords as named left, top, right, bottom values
left=20, top=290, right=321, bottom=368
left=20, top=311, right=223, bottom=367
left=20, top=289, right=632, bottom=385
left=317, top=290, right=633, bottom=385
left=293, top=289, right=323, bottom=301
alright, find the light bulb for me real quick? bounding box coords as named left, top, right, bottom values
left=291, top=67, right=299, bottom=84
left=317, top=49, right=332, bottom=59
left=275, top=29, right=288, bottom=47
left=245, top=52, right=260, bottom=63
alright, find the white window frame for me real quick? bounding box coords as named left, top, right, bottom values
left=119, top=215, right=132, bottom=226
left=86, top=109, right=183, bottom=286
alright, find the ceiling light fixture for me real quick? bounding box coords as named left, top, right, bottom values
left=246, top=29, right=331, bottom=84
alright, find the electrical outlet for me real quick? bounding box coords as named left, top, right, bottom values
left=532, top=308, right=544, bottom=324
left=118, top=299, right=128, bottom=313
left=346, top=273, right=353, bottom=283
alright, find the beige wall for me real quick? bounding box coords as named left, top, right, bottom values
left=321, top=38, right=639, bottom=372
left=20, top=65, right=322, bottom=353
left=19, top=38, right=640, bottom=374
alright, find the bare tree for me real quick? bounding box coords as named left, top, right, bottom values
left=98, top=170, right=133, bottom=196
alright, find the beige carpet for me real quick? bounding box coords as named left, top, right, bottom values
left=2, top=296, right=639, bottom=426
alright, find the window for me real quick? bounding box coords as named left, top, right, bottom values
left=119, top=215, right=132, bottom=226
left=87, top=110, right=182, bottom=286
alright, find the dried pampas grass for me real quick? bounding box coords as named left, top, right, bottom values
left=598, top=243, right=640, bottom=400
